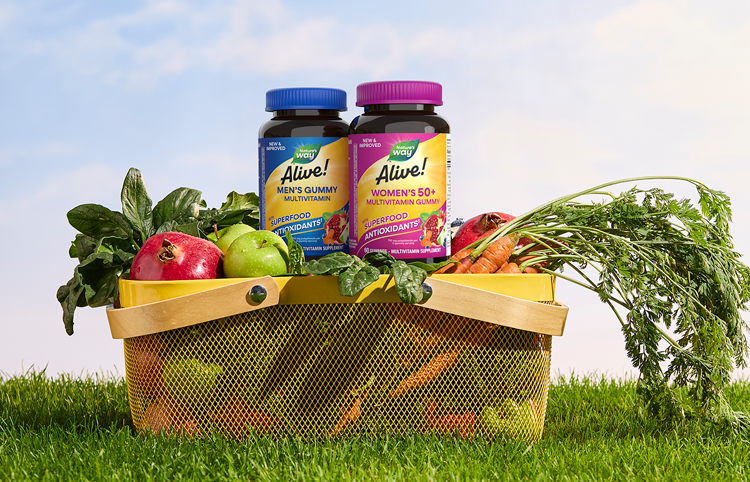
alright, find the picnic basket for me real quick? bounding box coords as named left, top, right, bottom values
left=107, top=274, right=568, bottom=440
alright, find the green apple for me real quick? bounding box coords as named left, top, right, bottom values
left=480, top=399, right=540, bottom=439
left=215, top=223, right=256, bottom=253
left=223, top=230, right=289, bottom=278
left=163, top=357, right=223, bottom=405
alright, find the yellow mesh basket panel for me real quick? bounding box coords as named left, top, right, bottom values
left=124, top=302, right=552, bottom=440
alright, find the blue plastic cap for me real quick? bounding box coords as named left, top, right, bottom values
left=265, top=87, right=347, bottom=112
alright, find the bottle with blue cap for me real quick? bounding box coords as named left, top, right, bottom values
left=259, top=87, right=349, bottom=259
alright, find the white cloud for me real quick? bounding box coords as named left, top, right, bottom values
left=20, top=0, right=460, bottom=89
left=595, top=0, right=750, bottom=118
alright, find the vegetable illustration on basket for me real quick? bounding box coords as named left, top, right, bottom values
left=58, top=168, right=750, bottom=440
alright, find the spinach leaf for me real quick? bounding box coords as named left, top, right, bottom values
left=363, top=251, right=397, bottom=268
left=338, top=260, right=380, bottom=297
left=57, top=276, right=86, bottom=336
left=407, top=260, right=452, bottom=274
left=302, top=252, right=355, bottom=275
left=285, top=231, right=306, bottom=275
left=155, top=220, right=176, bottom=234
left=73, top=235, right=135, bottom=262
left=57, top=248, right=124, bottom=335
left=77, top=251, right=127, bottom=306
left=199, top=191, right=260, bottom=233
left=120, top=167, right=154, bottom=244
left=171, top=222, right=204, bottom=238
left=152, top=187, right=202, bottom=230
left=391, top=261, right=428, bottom=304
left=113, top=249, right=135, bottom=265
left=220, top=191, right=260, bottom=212
left=67, top=204, right=132, bottom=239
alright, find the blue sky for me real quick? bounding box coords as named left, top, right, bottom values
left=1, top=0, right=749, bottom=378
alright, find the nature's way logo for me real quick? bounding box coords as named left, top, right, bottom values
left=387, top=140, right=419, bottom=162
left=292, top=144, right=321, bottom=164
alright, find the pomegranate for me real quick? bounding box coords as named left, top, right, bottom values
left=130, top=334, right=166, bottom=399
left=450, top=212, right=516, bottom=254
left=421, top=398, right=476, bottom=439
left=323, top=211, right=348, bottom=245
left=130, top=231, right=223, bottom=281
left=422, top=213, right=446, bottom=246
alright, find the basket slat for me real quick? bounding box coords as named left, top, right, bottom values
left=108, top=275, right=567, bottom=339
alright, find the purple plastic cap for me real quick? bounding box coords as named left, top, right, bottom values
left=356, top=81, right=443, bottom=106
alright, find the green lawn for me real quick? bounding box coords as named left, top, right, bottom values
left=1, top=371, right=749, bottom=481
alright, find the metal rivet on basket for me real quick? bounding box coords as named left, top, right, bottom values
left=420, top=282, right=433, bottom=302
left=247, top=285, right=267, bottom=305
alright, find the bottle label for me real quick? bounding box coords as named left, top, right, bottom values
left=349, top=133, right=451, bottom=259
left=259, top=137, right=349, bottom=255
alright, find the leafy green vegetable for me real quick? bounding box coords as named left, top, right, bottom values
left=405, top=260, right=452, bottom=274
left=151, top=187, right=202, bottom=230
left=302, top=252, right=433, bottom=303
left=471, top=176, right=750, bottom=435
left=67, top=204, right=133, bottom=240
left=57, top=168, right=259, bottom=335
left=302, top=253, right=355, bottom=275
left=391, top=261, right=427, bottom=304
left=120, top=168, right=154, bottom=246
left=338, top=259, right=380, bottom=297
left=199, top=192, right=260, bottom=231
left=363, top=252, right=397, bottom=269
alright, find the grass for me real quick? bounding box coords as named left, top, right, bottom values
left=2, top=370, right=750, bottom=481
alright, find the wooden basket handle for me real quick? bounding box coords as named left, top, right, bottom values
left=107, top=275, right=568, bottom=339
left=417, top=277, right=567, bottom=336
left=107, top=276, right=280, bottom=339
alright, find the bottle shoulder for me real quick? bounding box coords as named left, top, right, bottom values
left=259, top=118, right=350, bottom=138
left=350, top=112, right=450, bottom=134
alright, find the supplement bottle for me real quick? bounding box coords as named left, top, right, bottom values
left=349, top=81, right=450, bottom=263
left=259, top=87, right=349, bottom=259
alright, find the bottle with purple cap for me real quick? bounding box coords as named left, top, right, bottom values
left=348, top=80, right=451, bottom=264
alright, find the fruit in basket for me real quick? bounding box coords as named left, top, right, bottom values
left=131, top=334, right=166, bottom=398
left=163, top=357, right=223, bottom=405
left=451, top=212, right=515, bottom=254
left=223, top=230, right=289, bottom=277
left=214, top=223, right=256, bottom=253
left=421, top=398, right=476, bottom=439
left=129, top=231, right=223, bottom=281
left=480, top=399, right=540, bottom=439
left=143, top=395, right=200, bottom=436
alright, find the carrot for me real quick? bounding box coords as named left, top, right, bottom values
left=389, top=346, right=462, bottom=398
left=467, top=234, right=520, bottom=274
left=523, top=266, right=541, bottom=274
left=452, top=256, right=474, bottom=273
left=434, top=248, right=472, bottom=274
left=497, top=262, right=521, bottom=274
left=329, top=391, right=368, bottom=436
